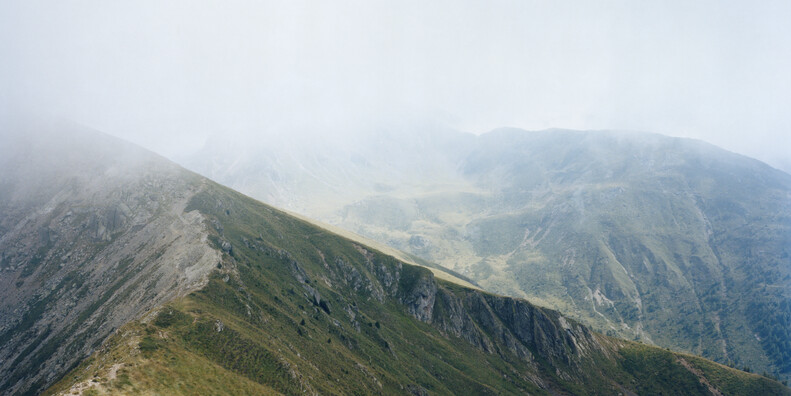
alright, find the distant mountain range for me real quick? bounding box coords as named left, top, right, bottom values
left=183, top=125, right=791, bottom=380
left=1, top=120, right=787, bottom=395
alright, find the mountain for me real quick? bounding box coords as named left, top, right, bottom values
left=186, top=122, right=474, bottom=218
left=0, top=120, right=220, bottom=395
left=1, top=121, right=787, bottom=395
left=183, top=125, right=791, bottom=380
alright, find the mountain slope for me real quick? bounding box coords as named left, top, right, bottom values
left=0, top=121, right=222, bottom=395
left=1, top=121, right=786, bottom=394
left=46, top=176, right=791, bottom=395
left=453, top=129, right=791, bottom=375
left=183, top=126, right=791, bottom=379
left=0, top=120, right=470, bottom=396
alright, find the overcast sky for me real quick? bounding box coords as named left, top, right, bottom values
left=2, top=0, right=790, bottom=171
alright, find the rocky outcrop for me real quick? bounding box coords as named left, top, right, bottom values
left=359, top=244, right=605, bottom=377
left=397, top=266, right=436, bottom=323
left=309, top=237, right=594, bottom=372
left=0, top=125, right=221, bottom=396
left=433, top=286, right=498, bottom=353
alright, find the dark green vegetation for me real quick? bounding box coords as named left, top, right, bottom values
left=46, top=179, right=791, bottom=395
left=185, top=127, right=791, bottom=379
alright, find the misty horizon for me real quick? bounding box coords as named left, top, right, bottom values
left=2, top=1, right=790, bottom=172
left=2, top=3, right=791, bottom=391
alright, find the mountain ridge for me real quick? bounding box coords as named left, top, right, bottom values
left=0, top=120, right=222, bottom=395
left=1, top=121, right=787, bottom=394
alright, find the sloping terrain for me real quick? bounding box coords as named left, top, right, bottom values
left=448, top=129, right=791, bottom=377
left=0, top=121, right=221, bottom=395
left=0, top=121, right=467, bottom=395
left=1, top=122, right=786, bottom=394
left=46, top=176, right=790, bottom=395
left=184, top=126, right=791, bottom=379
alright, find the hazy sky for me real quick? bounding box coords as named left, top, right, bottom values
left=2, top=1, right=790, bottom=171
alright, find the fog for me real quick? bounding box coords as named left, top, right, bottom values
left=1, top=1, right=790, bottom=172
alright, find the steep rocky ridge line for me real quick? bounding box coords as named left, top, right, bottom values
left=0, top=123, right=221, bottom=395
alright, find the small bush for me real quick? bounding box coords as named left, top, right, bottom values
left=139, top=336, right=160, bottom=353
left=154, top=308, right=190, bottom=328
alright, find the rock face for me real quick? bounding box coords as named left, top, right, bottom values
left=341, top=243, right=592, bottom=370
left=286, top=236, right=602, bottom=386
left=397, top=266, right=437, bottom=323
left=0, top=121, right=220, bottom=395
left=378, top=256, right=599, bottom=375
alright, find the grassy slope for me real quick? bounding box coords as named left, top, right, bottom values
left=45, top=180, right=789, bottom=395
